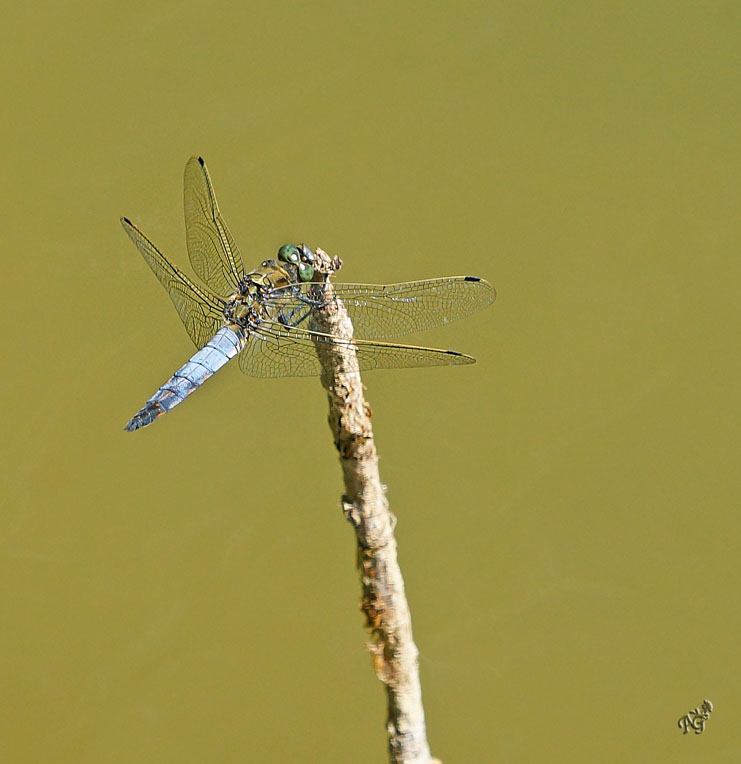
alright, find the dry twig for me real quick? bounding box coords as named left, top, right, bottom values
left=309, top=249, right=439, bottom=764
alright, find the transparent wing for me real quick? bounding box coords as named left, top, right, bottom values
left=121, top=217, right=226, bottom=348
left=261, top=276, right=495, bottom=339
left=183, top=156, right=246, bottom=297
left=238, top=319, right=474, bottom=378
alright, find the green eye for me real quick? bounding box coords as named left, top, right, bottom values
left=278, top=244, right=300, bottom=264
left=298, top=261, right=314, bottom=281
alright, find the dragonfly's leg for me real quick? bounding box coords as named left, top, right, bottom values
left=287, top=306, right=315, bottom=327
left=274, top=284, right=328, bottom=326
left=277, top=308, right=298, bottom=326
left=277, top=306, right=312, bottom=327
left=278, top=297, right=324, bottom=326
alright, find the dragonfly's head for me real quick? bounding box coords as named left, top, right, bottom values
left=278, top=244, right=315, bottom=281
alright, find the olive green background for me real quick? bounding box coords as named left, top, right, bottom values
left=1, top=1, right=738, bottom=762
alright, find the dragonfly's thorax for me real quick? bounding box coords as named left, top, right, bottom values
left=246, top=261, right=296, bottom=292
left=223, top=245, right=318, bottom=330
left=223, top=262, right=300, bottom=329
left=223, top=296, right=252, bottom=326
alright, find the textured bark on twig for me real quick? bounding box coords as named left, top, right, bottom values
left=309, top=249, right=439, bottom=764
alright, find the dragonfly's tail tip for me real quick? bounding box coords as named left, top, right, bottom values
left=124, top=402, right=164, bottom=432
left=124, top=413, right=148, bottom=432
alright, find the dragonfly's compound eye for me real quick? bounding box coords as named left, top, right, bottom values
left=277, top=244, right=300, bottom=265
left=298, top=261, right=314, bottom=281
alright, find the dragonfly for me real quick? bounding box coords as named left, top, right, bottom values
left=121, top=157, right=495, bottom=431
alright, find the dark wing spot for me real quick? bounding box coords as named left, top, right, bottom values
left=464, top=275, right=481, bottom=282
left=198, top=157, right=205, bottom=166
